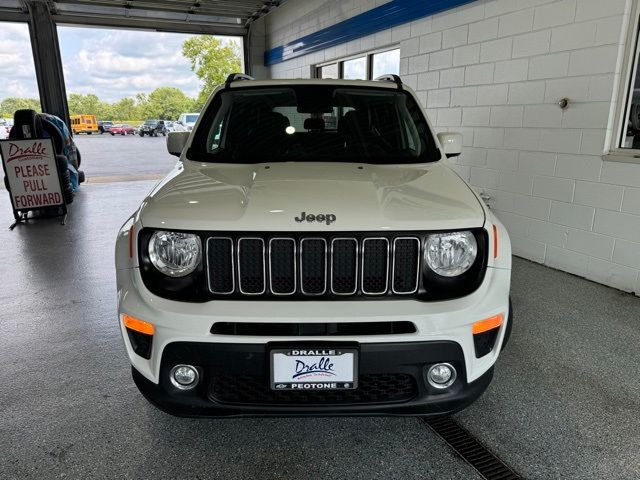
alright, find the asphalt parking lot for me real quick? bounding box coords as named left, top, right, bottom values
left=74, top=133, right=178, bottom=180
left=0, top=143, right=639, bottom=479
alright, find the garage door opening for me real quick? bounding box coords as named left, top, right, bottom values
left=56, top=25, right=243, bottom=182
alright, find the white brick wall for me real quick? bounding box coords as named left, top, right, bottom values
left=255, top=0, right=640, bottom=296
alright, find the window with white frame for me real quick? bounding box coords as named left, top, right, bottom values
left=615, top=1, right=640, bottom=154
left=620, top=40, right=640, bottom=149
left=315, top=48, right=400, bottom=81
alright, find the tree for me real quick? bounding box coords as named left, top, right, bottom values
left=67, top=93, right=113, bottom=118
left=182, top=36, right=242, bottom=103
left=0, top=97, right=41, bottom=117
left=140, top=87, right=193, bottom=120
left=110, top=97, right=138, bottom=120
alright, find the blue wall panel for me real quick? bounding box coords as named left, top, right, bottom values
left=265, top=0, right=476, bottom=66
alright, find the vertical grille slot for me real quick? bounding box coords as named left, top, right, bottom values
left=331, top=238, right=358, bottom=295
left=207, top=237, right=235, bottom=294
left=392, top=237, right=420, bottom=294
left=361, top=238, right=390, bottom=295
left=300, top=238, right=327, bottom=295
left=237, top=238, right=265, bottom=295
left=269, top=238, right=296, bottom=295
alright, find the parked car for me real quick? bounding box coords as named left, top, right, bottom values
left=139, top=119, right=167, bottom=137
left=0, top=118, right=12, bottom=139
left=177, top=112, right=199, bottom=131
left=110, top=124, right=136, bottom=135
left=165, top=121, right=186, bottom=133
left=98, top=121, right=113, bottom=134
left=116, top=75, right=512, bottom=418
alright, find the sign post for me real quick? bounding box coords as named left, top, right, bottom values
left=0, top=138, right=67, bottom=229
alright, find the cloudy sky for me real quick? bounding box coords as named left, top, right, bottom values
left=0, top=22, right=241, bottom=102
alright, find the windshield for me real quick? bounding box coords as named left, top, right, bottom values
left=188, top=86, right=440, bottom=164
left=185, top=114, right=199, bottom=123
left=144, top=120, right=157, bottom=125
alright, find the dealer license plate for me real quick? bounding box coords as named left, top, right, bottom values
left=270, top=347, right=358, bottom=390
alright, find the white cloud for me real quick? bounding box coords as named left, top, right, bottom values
left=0, top=23, right=241, bottom=103
left=0, top=23, right=39, bottom=100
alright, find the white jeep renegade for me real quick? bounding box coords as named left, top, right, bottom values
left=115, top=74, right=512, bottom=417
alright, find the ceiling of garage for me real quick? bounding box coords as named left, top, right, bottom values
left=0, top=0, right=282, bottom=35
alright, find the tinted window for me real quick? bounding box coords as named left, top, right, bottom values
left=189, top=86, right=440, bottom=165
left=185, top=114, right=199, bottom=123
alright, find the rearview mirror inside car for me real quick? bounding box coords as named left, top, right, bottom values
left=167, top=131, right=190, bottom=157
left=436, top=132, right=463, bottom=158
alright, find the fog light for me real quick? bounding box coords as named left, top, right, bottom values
left=170, top=365, right=199, bottom=390
left=427, top=363, right=457, bottom=389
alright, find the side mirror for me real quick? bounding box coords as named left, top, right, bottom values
left=167, top=131, right=190, bottom=157
left=437, top=132, right=463, bottom=158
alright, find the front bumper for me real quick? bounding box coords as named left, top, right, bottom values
left=132, top=340, right=494, bottom=417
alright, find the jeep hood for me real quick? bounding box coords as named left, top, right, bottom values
left=138, top=161, right=485, bottom=232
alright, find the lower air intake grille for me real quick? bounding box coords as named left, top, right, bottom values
left=210, top=374, right=417, bottom=405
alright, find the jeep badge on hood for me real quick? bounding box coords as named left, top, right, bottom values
left=295, top=212, right=336, bottom=225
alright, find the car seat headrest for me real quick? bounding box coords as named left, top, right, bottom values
left=12, top=109, right=40, bottom=140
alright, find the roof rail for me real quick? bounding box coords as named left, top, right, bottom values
left=225, top=73, right=255, bottom=87
left=374, top=74, right=403, bottom=88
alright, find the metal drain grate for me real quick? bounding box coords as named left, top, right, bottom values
left=424, top=417, right=521, bottom=480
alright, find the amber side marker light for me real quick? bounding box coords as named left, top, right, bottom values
left=493, top=224, right=498, bottom=258
left=123, top=314, right=155, bottom=335
left=472, top=314, right=503, bottom=335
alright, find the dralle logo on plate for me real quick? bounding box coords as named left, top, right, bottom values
left=292, top=356, right=336, bottom=379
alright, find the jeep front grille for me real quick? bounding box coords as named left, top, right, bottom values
left=206, top=233, right=420, bottom=299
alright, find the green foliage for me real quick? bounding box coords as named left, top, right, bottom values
left=63, top=87, right=199, bottom=121
left=111, top=97, right=138, bottom=120
left=68, top=93, right=109, bottom=118
left=136, top=87, right=194, bottom=120
left=0, top=97, right=41, bottom=117
left=182, top=36, right=242, bottom=102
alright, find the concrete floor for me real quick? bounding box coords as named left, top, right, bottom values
left=0, top=180, right=639, bottom=479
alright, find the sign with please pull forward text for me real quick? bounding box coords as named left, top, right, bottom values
left=0, top=138, right=64, bottom=211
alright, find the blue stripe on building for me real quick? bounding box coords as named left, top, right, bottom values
left=264, top=0, right=476, bottom=66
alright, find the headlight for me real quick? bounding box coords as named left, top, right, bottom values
left=148, top=231, right=201, bottom=277
left=424, top=231, right=477, bottom=277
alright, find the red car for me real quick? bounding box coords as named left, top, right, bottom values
left=109, top=124, right=136, bottom=135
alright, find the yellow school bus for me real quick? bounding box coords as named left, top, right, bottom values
left=70, top=114, right=98, bottom=134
